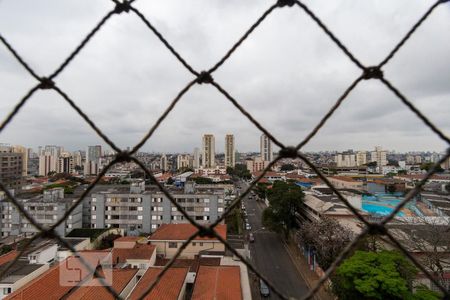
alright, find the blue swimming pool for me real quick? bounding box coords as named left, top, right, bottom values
left=362, top=203, right=404, bottom=217
left=361, top=193, right=414, bottom=217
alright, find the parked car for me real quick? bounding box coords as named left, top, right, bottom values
left=249, top=233, right=255, bottom=243
left=260, top=279, right=270, bottom=297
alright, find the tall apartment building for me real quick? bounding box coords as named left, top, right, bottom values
left=12, top=145, right=28, bottom=176
left=224, top=134, right=235, bottom=168
left=90, top=182, right=225, bottom=233
left=160, top=154, right=168, bottom=172
left=356, top=151, right=367, bottom=166
left=72, top=150, right=83, bottom=168
left=84, top=145, right=102, bottom=175
left=0, top=145, right=23, bottom=190
left=58, top=153, right=74, bottom=174
left=370, top=146, right=387, bottom=173
left=176, top=154, right=191, bottom=170
left=335, top=153, right=356, bottom=167
left=38, top=153, right=57, bottom=176
left=260, top=134, right=273, bottom=162
left=202, top=134, right=215, bottom=168
left=0, top=188, right=83, bottom=237
left=193, top=148, right=200, bottom=169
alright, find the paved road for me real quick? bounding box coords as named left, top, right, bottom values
left=240, top=182, right=309, bottom=300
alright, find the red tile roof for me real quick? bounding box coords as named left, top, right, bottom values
left=0, top=250, right=18, bottom=266
left=66, top=268, right=137, bottom=300
left=112, top=244, right=156, bottom=264
left=191, top=266, right=242, bottom=300
left=148, top=224, right=227, bottom=241
left=128, top=267, right=188, bottom=300
left=6, top=256, right=93, bottom=300
left=154, top=257, right=221, bottom=272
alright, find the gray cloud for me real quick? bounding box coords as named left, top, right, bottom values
left=0, top=0, right=449, bottom=153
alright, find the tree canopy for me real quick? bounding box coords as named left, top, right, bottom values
left=227, top=164, right=251, bottom=179
left=262, top=181, right=303, bottom=238
left=332, top=250, right=440, bottom=300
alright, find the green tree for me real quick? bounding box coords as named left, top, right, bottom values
left=332, top=250, right=439, bottom=300
left=262, top=181, right=303, bottom=238
left=227, top=164, right=251, bottom=180
left=192, top=177, right=213, bottom=184
left=420, top=162, right=444, bottom=173
left=254, top=182, right=269, bottom=200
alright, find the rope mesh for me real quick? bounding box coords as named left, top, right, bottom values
left=1, top=0, right=449, bottom=299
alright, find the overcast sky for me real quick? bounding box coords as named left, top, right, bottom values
left=0, top=0, right=449, bottom=153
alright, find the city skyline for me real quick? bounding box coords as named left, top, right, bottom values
left=0, top=1, right=449, bottom=153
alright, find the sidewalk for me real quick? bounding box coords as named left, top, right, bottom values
left=283, top=240, right=334, bottom=300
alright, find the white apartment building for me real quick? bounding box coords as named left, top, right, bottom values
left=370, top=146, right=388, bottom=172
left=0, top=188, right=83, bottom=238
left=260, top=134, right=273, bottom=162
left=90, top=182, right=225, bottom=233
left=176, top=154, right=191, bottom=170
left=160, top=154, right=168, bottom=171
left=193, top=147, right=200, bottom=169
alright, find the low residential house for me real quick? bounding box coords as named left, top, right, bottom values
left=127, top=267, right=189, bottom=300
left=65, top=268, right=138, bottom=300
left=111, top=238, right=156, bottom=269
left=5, top=255, right=96, bottom=300
left=191, top=266, right=242, bottom=300
left=148, top=224, right=227, bottom=259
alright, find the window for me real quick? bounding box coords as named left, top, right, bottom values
left=137, top=215, right=143, bottom=220
left=204, top=207, right=210, bottom=212
left=157, top=207, right=163, bottom=212
left=204, top=198, right=210, bottom=203
left=151, top=216, right=157, bottom=220
left=137, top=206, right=143, bottom=211
left=218, top=198, right=223, bottom=203
left=92, top=215, right=97, bottom=220
left=151, top=224, right=157, bottom=229
left=129, top=207, right=137, bottom=211
left=218, top=207, right=224, bottom=212
left=168, top=242, right=177, bottom=248
left=199, top=242, right=203, bottom=246
left=203, top=216, right=209, bottom=221
left=92, top=198, right=96, bottom=202
left=137, top=198, right=142, bottom=203
left=171, top=207, right=177, bottom=212
left=3, top=287, right=11, bottom=294
left=92, top=206, right=96, bottom=211
left=192, top=242, right=196, bottom=246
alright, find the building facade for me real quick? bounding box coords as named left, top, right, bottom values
left=224, top=134, right=235, bottom=168
left=90, top=182, right=225, bottom=233
left=0, top=188, right=83, bottom=238
left=84, top=145, right=102, bottom=175
left=202, top=134, right=215, bottom=168
left=0, top=146, right=23, bottom=190
left=260, top=134, right=273, bottom=162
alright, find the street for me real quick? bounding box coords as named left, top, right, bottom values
left=239, top=182, right=309, bottom=299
